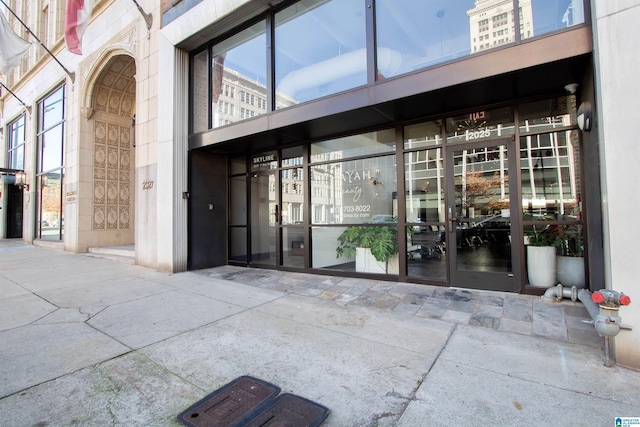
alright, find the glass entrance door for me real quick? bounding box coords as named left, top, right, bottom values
left=446, top=139, right=521, bottom=291
left=250, top=170, right=278, bottom=266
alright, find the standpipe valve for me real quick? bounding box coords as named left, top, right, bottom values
left=590, top=290, right=631, bottom=338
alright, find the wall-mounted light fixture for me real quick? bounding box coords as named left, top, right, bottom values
left=564, top=83, right=579, bottom=95
left=14, top=171, right=29, bottom=191
left=577, top=101, right=592, bottom=132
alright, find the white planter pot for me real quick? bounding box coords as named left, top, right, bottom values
left=527, top=246, right=557, bottom=288
left=556, top=256, right=586, bottom=288
left=356, top=247, right=399, bottom=275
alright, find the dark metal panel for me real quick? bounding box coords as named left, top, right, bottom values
left=187, top=151, right=228, bottom=269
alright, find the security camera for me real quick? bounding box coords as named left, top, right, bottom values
left=564, top=83, right=579, bottom=94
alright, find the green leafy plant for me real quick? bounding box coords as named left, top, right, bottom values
left=336, top=223, right=402, bottom=263
left=336, top=226, right=397, bottom=263
left=526, top=225, right=561, bottom=247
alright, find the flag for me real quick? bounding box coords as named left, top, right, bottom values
left=65, top=0, right=94, bottom=55
left=0, top=11, right=31, bottom=75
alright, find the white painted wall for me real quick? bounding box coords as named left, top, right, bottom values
left=592, top=0, right=640, bottom=369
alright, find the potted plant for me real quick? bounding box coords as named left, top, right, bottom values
left=525, top=225, right=561, bottom=288
left=336, top=222, right=403, bottom=274
left=555, top=225, right=585, bottom=288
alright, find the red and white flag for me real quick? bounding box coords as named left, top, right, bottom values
left=0, top=11, right=31, bottom=74
left=65, top=0, right=94, bottom=55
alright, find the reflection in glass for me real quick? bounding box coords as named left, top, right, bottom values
left=38, top=86, right=65, bottom=241
left=282, top=146, right=303, bottom=167
left=230, top=175, right=247, bottom=225
left=446, top=106, right=514, bottom=143
left=376, top=0, right=516, bottom=79
left=520, top=130, right=581, bottom=221
left=192, top=50, right=209, bottom=133
left=42, top=86, right=64, bottom=130
left=468, top=1, right=516, bottom=53
left=453, top=144, right=511, bottom=273
left=405, top=149, right=445, bottom=224
left=310, top=129, right=395, bottom=163
left=39, top=171, right=63, bottom=240
left=522, top=0, right=584, bottom=41
left=407, top=226, right=446, bottom=280
left=230, top=156, right=246, bottom=175
left=519, top=95, right=577, bottom=133
left=8, top=115, right=26, bottom=170
left=211, top=21, right=267, bottom=128
left=41, top=124, right=64, bottom=172
left=311, top=155, right=397, bottom=225
left=275, top=0, right=366, bottom=106
left=404, top=120, right=442, bottom=150
left=250, top=172, right=277, bottom=265
left=281, top=168, right=304, bottom=224
left=230, top=227, right=248, bottom=262
left=283, top=227, right=305, bottom=268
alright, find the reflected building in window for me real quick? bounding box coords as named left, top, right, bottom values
left=468, top=0, right=532, bottom=53
left=212, top=68, right=296, bottom=128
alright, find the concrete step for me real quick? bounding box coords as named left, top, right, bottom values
left=86, top=245, right=135, bottom=264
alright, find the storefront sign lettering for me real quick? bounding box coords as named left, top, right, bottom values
left=343, top=185, right=363, bottom=202
left=342, top=170, right=371, bottom=183
left=252, top=154, right=276, bottom=164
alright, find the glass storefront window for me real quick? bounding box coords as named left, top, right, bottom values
left=313, top=225, right=400, bottom=275
left=311, top=155, right=397, bottom=225
left=40, top=124, right=64, bottom=173
left=42, top=88, right=64, bottom=130
left=407, top=226, right=446, bottom=280
left=275, top=0, right=366, bottom=107
left=230, top=156, right=246, bottom=175
left=230, top=227, right=248, bottom=262
left=281, top=146, right=303, bottom=167
left=404, top=121, right=442, bottom=150
left=281, top=168, right=304, bottom=224
left=310, top=129, right=395, bottom=163
left=211, top=21, right=267, bottom=128
left=39, top=171, right=63, bottom=240
left=405, top=143, right=447, bottom=281
left=37, top=86, right=65, bottom=241
left=520, top=130, right=581, bottom=221
left=446, top=106, right=514, bottom=143
left=519, top=95, right=577, bottom=133
left=405, top=149, right=445, bottom=224
left=230, top=175, right=247, bottom=226
left=521, top=0, right=585, bottom=41
left=8, top=115, right=26, bottom=170
left=376, top=0, right=515, bottom=79
left=283, top=227, right=305, bottom=268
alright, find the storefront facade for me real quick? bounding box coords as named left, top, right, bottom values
left=175, top=0, right=600, bottom=294
left=1, top=0, right=637, bottom=368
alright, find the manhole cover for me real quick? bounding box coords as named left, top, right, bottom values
left=239, top=393, right=330, bottom=427
left=177, top=376, right=280, bottom=427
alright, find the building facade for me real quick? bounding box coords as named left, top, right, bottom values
left=1, top=0, right=638, bottom=368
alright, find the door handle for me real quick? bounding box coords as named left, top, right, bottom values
left=274, top=205, right=279, bottom=224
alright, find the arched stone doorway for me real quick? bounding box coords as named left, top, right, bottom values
left=85, top=55, right=136, bottom=250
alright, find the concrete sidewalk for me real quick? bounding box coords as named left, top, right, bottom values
left=0, top=240, right=638, bottom=426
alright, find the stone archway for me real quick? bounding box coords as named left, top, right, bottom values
left=89, top=55, right=136, bottom=247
